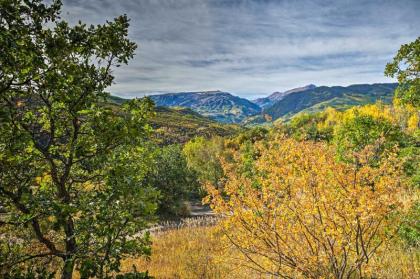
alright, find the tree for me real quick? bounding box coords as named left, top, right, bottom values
left=146, top=144, right=199, bottom=217
left=0, top=1, right=158, bottom=278
left=334, top=110, right=406, bottom=164
left=385, top=37, right=420, bottom=108
left=183, top=137, right=225, bottom=192
left=206, top=138, right=409, bottom=278
left=231, top=127, right=269, bottom=147
left=286, top=110, right=337, bottom=142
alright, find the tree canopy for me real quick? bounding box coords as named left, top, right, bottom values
left=385, top=37, right=420, bottom=108
left=0, top=1, right=157, bottom=278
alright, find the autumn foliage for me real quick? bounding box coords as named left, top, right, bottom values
left=206, top=138, right=411, bottom=278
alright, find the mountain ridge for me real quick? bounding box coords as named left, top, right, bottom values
left=263, top=82, right=397, bottom=121
left=253, top=84, right=317, bottom=108
left=110, top=82, right=398, bottom=125
left=148, top=90, right=261, bottom=123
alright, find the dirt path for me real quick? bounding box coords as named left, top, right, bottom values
left=145, top=201, right=217, bottom=234
left=188, top=201, right=214, bottom=217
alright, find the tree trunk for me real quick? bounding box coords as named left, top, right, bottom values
left=61, top=215, right=77, bottom=279
left=61, top=258, right=74, bottom=279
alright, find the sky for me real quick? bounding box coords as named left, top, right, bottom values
left=61, top=0, right=420, bottom=99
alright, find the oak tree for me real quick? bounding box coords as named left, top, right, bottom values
left=0, top=1, right=158, bottom=278
left=385, top=37, right=420, bottom=108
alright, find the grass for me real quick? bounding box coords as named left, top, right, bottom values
left=120, top=223, right=420, bottom=279
left=121, top=226, right=229, bottom=279
left=120, top=218, right=260, bottom=279
left=368, top=243, right=420, bottom=278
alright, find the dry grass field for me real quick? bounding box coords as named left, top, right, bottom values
left=119, top=222, right=420, bottom=279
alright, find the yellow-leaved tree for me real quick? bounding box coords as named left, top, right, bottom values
left=206, top=138, right=410, bottom=278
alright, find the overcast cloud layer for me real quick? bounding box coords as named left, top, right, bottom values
left=62, top=0, right=420, bottom=99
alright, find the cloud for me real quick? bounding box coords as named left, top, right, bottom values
left=61, top=0, right=420, bottom=99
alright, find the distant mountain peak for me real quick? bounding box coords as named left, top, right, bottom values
left=284, top=84, right=316, bottom=94
left=253, top=84, right=317, bottom=108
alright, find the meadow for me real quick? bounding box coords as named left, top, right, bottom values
left=120, top=222, right=420, bottom=279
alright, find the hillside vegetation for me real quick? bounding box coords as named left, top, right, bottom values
left=150, top=106, right=242, bottom=144
left=107, top=95, right=243, bottom=144
left=120, top=96, right=420, bottom=278
left=189, top=101, right=419, bottom=278
left=263, top=83, right=397, bottom=120
left=109, top=84, right=399, bottom=127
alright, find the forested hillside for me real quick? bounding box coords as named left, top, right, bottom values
left=263, top=83, right=397, bottom=120
left=110, top=83, right=399, bottom=126
left=149, top=106, right=242, bottom=144
left=106, top=96, right=243, bottom=144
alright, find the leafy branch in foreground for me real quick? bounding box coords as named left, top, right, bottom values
left=0, top=1, right=158, bottom=278
left=385, top=37, right=420, bottom=108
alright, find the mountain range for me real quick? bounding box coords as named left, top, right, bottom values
left=148, top=90, right=261, bottom=123
left=111, top=82, right=397, bottom=124
left=262, top=83, right=397, bottom=121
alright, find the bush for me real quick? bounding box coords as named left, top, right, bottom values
left=147, top=145, right=199, bottom=217
left=206, top=138, right=411, bottom=278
